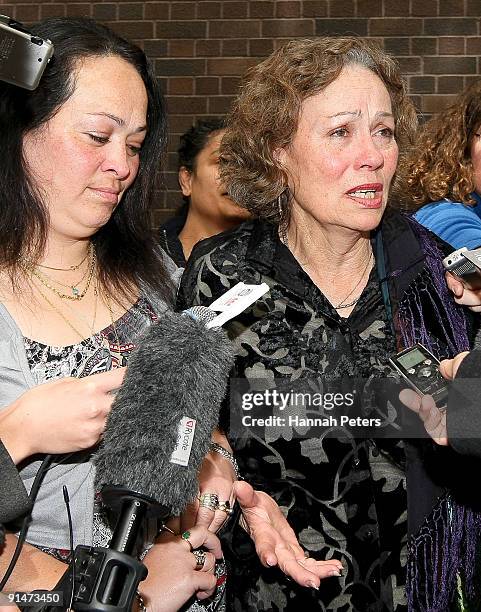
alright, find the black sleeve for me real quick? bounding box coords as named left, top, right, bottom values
left=0, top=440, right=31, bottom=523
left=447, top=349, right=481, bottom=458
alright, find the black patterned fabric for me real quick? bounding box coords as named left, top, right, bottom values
left=178, top=210, right=473, bottom=612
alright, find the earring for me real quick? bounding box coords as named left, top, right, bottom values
left=277, top=192, right=289, bottom=247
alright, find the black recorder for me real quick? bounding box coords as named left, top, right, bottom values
left=389, top=344, right=448, bottom=410
left=442, top=246, right=481, bottom=290
left=0, top=15, right=53, bottom=90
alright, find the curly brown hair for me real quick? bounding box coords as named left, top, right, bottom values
left=401, top=80, right=481, bottom=210
left=220, top=37, right=418, bottom=227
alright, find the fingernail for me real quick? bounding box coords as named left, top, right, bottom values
left=330, top=569, right=342, bottom=577
left=307, top=580, right=319, bottom=590
left=266, top=558, right=276, bottom=567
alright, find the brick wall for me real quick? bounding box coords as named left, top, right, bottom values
left=3, top=0, right=480, bottom=222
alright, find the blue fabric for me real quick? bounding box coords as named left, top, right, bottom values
left=413, top=192, right=481, bottom=249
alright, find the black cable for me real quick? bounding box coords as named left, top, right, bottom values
left=62, top=485, right=75, bottom=612
left=0, top=454, right=52, bottom=590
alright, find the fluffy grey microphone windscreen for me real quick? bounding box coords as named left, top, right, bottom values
left=94, top=309, right=235, bottom=516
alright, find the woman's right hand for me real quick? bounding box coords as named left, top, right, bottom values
left=0, top=368, right=125, bottom=463
left=140, top=525, right=222, bottom=612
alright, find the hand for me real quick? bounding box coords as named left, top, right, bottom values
left=181, top=448, right=236, bottom=533
left=399, top=389, right=448, bottom=446
left=439, top=352, right=470, bottom=380
left=140, top=525, right=223, bottom=612
left=0, top=368, right=125, bottom=463
left=445, top=272, right=481, bottom=312
left=234, top=481, right=343, bottom=589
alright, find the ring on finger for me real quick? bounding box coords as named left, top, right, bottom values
left=193, top=549, right=207, bottom=570
left=181, top=530, right=194, bottom=552
left=198, top=492, right=219, bottom=511
left=217, top=500, right=233, bottom=515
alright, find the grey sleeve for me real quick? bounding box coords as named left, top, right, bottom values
left=447, top=349, right=481, bottom=458
left=0, top=440, right=31, bottom=523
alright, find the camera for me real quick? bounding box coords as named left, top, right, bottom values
left=0, top=15, right=53, bottom=90
left=389, top=344, right=448, bottom=410
left=442, top=246, right=481, bottom=290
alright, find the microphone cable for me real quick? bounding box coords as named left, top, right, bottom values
left=62, top=485, right=75, bottom=612
left=0, top=451, right=77, bottom=591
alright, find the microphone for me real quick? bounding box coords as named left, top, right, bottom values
left=39, top=308, right=234, bottom=612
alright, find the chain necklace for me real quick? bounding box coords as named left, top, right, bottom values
left=29, top=244, right=96, bottom=301
left=36, top=246, right=91, bottom=272
left=334, top=250, right=373, bottom=310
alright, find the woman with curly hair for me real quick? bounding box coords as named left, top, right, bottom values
left=179, top=37, right=481, bottom=611
left=404, top=79, right=481, bottom=248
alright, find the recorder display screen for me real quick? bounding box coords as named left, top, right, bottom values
left=397, top=348, right=425, bottom=370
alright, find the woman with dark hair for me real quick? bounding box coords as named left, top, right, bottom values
left=179, top=37, right=481, bottom=611
left=159, top=118, right=250, bottom=267
left=0, top=16, right=224, bottom=608
left=402, top=79, right=481, bottom=248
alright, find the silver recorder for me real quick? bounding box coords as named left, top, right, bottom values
left=0, top=15, right=53, bottom=90
left=442, top=246, right=481, bottom=290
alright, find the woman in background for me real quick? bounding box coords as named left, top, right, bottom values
left=404, top=79, right=481, bottom=248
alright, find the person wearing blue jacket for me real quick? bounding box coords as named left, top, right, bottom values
left=402, top=79, right=481, bottom=248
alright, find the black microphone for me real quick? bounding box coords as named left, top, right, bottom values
left=50, top=307, right=235, bottom=611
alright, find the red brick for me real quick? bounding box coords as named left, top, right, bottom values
left=144, top=40, right=168, bottom=57
left=156, top=21, right=206, bottom=39
left=438, top=37, right=465, bottom=54
left=166, top=96, right=207, bottom=114
left=119, top=4, right=144, bottom=20
left=15, top=4, right=40, bottom=21
left=222, top=39, right=248, bottom=56
left=92, top=3, right=117, bottom=20
left=145, top=3, right=169, bottom=20
left=168, top=77, right=194, bottom=95
left=196, top=77, right=220, bottom=95
left=221, top=1, right=249, bottom=18
left=357, top=0, right=382, bottom=17
left=384, top=0, right=410, bottom=16
left=171, top=2, right=196, bottom=19
left=302, top=1, right=328, bottom=17
left=197, top=2, right=222, bottom=19
left=424, top=18, right=477, bottom=35
left=369, top=19, right=422, bottom=36
left=221, top=76, right=241, bottom=94
left=411, top=37, right=438, bottom=55
left=276, top=2, right=301, bottom=18
left=169, top=115, right=196, bottom=134
left=439, top=0, right=465, bottom=15
left=249, top=1, right=275, bottom=18
left=467, top=38, right=481, bottom=54
left=113, top=21, right=153, bottom=40
left=437, top=75, right=465, bottom=93
left=396, top=56, right=421, bottom=74
left=66, top=4, right=92, bottom=17
left=40, top=4, right=66, bottom=18
left=196, top=40, right=222, bottom=57
left=421, top=94, right=457, bottom=113
left=262, top=18, right=314, bottom=37
left=249, top=38, right=275, bottom=57
left=316, top=18, right=367, bottom=36
left=207, top=58, right=259, bottom=76
left=467, top=0, right=481, bottom=15
left=411, top=0, right=438, bottom=16
left=328, top=0, right=354, bottom=17
left=384, top=38, right=410, bottom=55
left=169, top=40, right=195, bottom=57
left=208, top=96, right=235, bottom=114
left=156, top=58, right=206, bottom=76
left=210, top=20, right=260, bottom=38
left=424, top=56, right=477, bottom=73
left=409, top=76, right=436, bottom=94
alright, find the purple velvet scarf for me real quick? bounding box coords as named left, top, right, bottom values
left=392, top=219, right=481, bottom=611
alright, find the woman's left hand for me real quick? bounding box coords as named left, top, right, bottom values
left=234, top=481, right=344, bottom=588
left=181, top=444, right=236, bottom=534
left=445, top=272, right=481, bottom=312
left=399, top=388, right=448, bottom=445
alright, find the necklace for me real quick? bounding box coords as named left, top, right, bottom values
left=29, top=245, right=96, bottom=301
left=334, top=250, right=373, bottom=310
left=36, top=246, right=91, bottom=272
